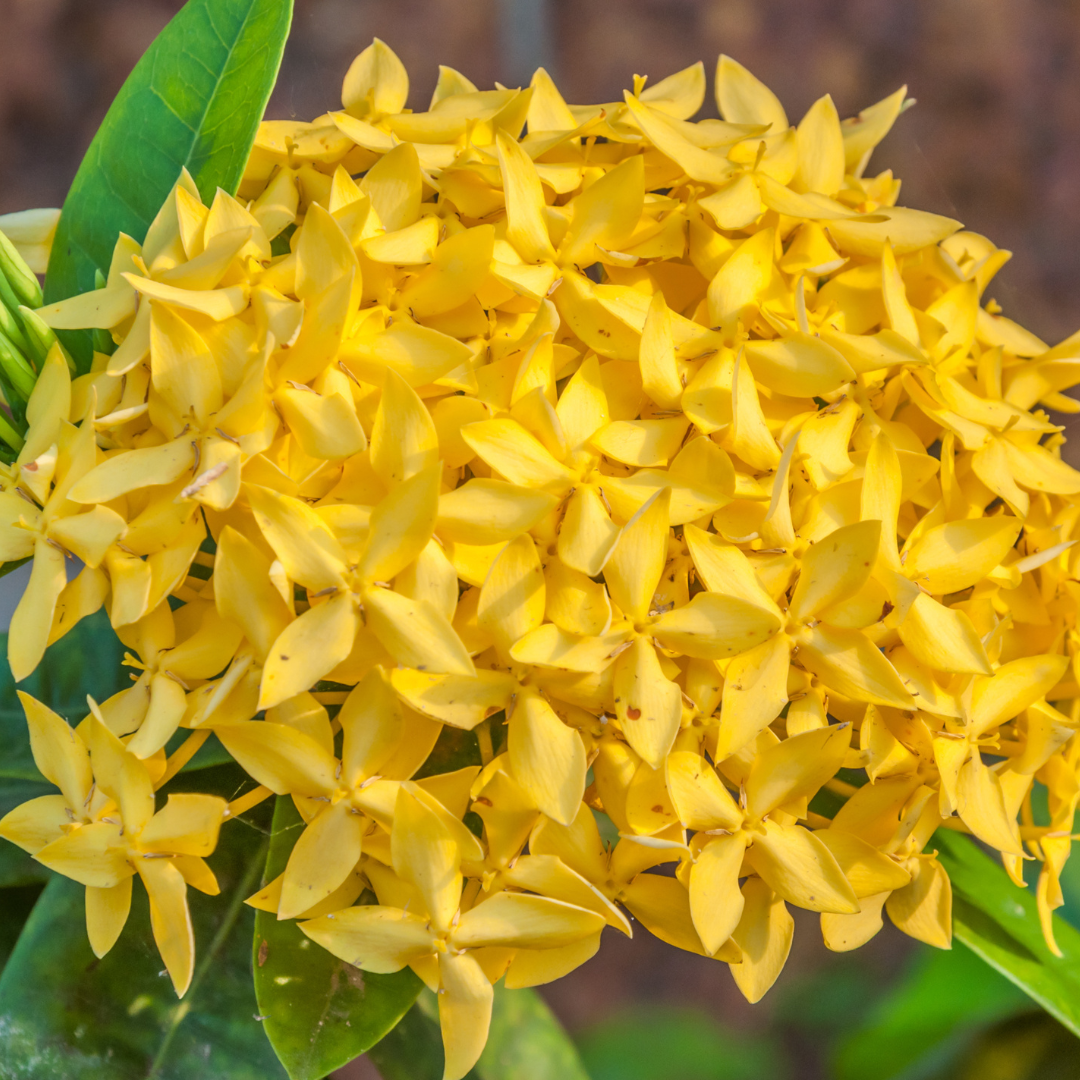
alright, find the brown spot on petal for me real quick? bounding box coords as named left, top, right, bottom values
left=627, top=707, right=641, bottom=720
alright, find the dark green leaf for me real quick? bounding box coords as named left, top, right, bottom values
left=366, top=992, right=465, bottom=1080
left=0, top=772, right=282, bottom=1079
left=0, top=779, right=52, bottom=887
left=253, top=796, right=421, bottom=1080
left=413, top=725, right=483, bottom=779
left=0, top=884, right=44, bottom=976
left=44, top=0, right=293, bottom=369
left=369, top=984, right=591, bottom=1080
left=935, top=829, right=1080, bottom=1038
left=177, top=731, right=241, bottom=773
left=0, top=610, right=122, bottom=777
left=0, top=610, right=128, bottom=781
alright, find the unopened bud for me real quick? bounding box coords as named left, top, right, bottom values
left=0, top=328, right=38, bottom=402
left=0, top=229, right=43, bottom=308
left=0, top=280, right=31, bottom=357
left=18, top=305, right=74, bottom=373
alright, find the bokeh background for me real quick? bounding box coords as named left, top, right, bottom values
left=2, top=2, right=1080, bottom=1077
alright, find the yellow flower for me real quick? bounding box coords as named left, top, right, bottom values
left=1, top=693, right=225, bottom=994
left=301, top=782, right=604, bottom=1080
left=4, top=39, right=1080, bottom=1075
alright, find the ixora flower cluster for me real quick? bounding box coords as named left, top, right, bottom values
left=3, top=40, right=1080, bottom=1077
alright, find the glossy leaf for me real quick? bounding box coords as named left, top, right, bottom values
left=369, top=982, right=592, bottom=1080
left=0, top=766, right=283, bottom=1079
left=0, top=885, right=44, bottom=975
left=367, top=992, right=470, bottom=1080
left=0, top=779, right=52, bottom=887
left=935, top=829, right=1080, bottom=1039
left=0, top=611, right=127, bottom=782
left=413, top=723, right=485, bottom=779
left=44, top=0, right=293, bottom=368
left=253, top=796, right=422, bottom=1080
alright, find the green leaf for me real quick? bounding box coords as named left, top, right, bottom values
left=935, top=829, right=1080, bottom=1039
left=0, top=779, right=52, bottom=887
left=413, top=723, right=484, bottom=779
left=253, top=796, right=421, bottom=1080
left=834, top=942, right=1027, bottom=1080
left=0, top=884, right=45, bottom=976
left=369, top=983, right=592, bottom=1080
left=43, top=0, right=293, bottom=368
left=366, top=991, right=465, bottom=1080
left=0, top=609, right=127, bottom=782
left=0, top=767, right=284, bottom=1079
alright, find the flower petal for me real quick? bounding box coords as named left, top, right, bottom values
left=666, top=750, right=743, bottom=831
left=613, top=637, right=682, bottom=769
left=652, top=592, right=780, bottom=660
left=690, top=833, right=747, bottom=955
left=138, top=793, right=226, bottom=857
left=279, top=800, right=365, bottom=919
left=437, top=479, right=558, bottom=546
left=35, top=822, right=132, bottom=888
left=301, top=905, right=435, bottom=973
left=364, top=588, right=475, bottom=677
left=138, top=859, right=196, bottom=996
left=906, top=516, right=1023, bottom=595
left=214, top=721, right=337, bottom=797
left=897, top=593, right=991, bottom=676
left=749, top=820, right=860, bottom=913
left=796, top=624, right=914, bottom=710
left=789, top=520, right=880, bottom=621
left=477, top=534, right=545, bottom=657
left=86, top=877, right=133, bottom=958
left=745, top=724, right=851, bottom=821
left=507, top=690, right=586, bottom=826
left=17, top=690, right=91, bottom=809
left=605, top=489, right=670, bottom=623
left=259, top=594, right=359, bottom=710
left=391, top=785, right=462, bottom=932
left=360, top=463, right=440, bottom=584
left=438, top=950, right=494, bottom=1080
left=729, top=877, right=794, bottom=1004
left=885, top=857, right=952, bottom=949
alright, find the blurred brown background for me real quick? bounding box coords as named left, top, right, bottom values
left=4, top=0, right=1080, bottom=345
left=1, top=1, right=1076, bottom=1076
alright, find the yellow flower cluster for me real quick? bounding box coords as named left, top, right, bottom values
left=3, top=40, right=1080, bottom=1078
